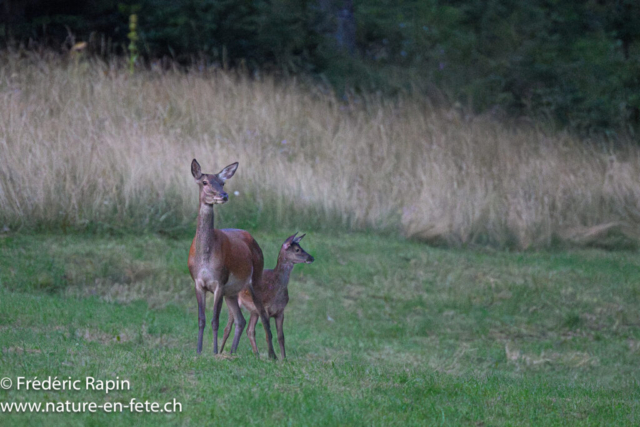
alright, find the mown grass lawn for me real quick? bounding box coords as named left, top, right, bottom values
left=0, top=231, right=639, bottom=425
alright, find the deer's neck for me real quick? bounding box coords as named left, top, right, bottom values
left=195, top=203, right=217, bottom=261
left=273, top=256, right=294, bottom=287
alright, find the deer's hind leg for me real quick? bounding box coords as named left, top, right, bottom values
left=246, top=312, right=260, bottom=356
left=220, top=309, right=235, bottom=353
left=224, top=295, right=246, bottom=354
left=247, top=285, right=277, bottom=359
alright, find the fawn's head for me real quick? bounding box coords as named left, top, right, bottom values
left=191, top=158, right=238, bottom=205
left=280, top=232, right=314, bottom=264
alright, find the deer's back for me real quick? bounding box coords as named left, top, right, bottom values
left=188, top=228, right=263, bottom=286
left=221, top=229, right=264, bottom=280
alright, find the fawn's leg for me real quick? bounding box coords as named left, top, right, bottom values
left=211, top=287, right=224, bottom=354
left=224, top=296, right=246, bottom=353
left=248, top=285, right=277, bottom=360
left=247, top=312, right=260, bottom=356
left=220, top=309, right=235, bottom=353
left=275, top=312, right=286, bottom=359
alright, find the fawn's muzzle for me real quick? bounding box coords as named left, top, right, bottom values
left=306, top=255, right=315, bottom=264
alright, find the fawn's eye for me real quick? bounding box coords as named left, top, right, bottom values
left=295, top=248, right=300, bottom=253
left=202, top=181, right=208, bottom=185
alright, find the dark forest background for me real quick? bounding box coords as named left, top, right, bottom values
left=1, top=0, right=639, bottom=135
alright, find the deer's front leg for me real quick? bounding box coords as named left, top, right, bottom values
left=275, top=312, right=286, bottom=359
left=195, top=284, right=207, bottom=355
left=211, top=287, right=224, bottom=354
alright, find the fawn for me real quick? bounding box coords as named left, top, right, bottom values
left=187, top=158, right=277, bottom=359
left=220, top=232, right=314, bottom=359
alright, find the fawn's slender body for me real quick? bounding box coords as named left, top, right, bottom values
left=187, top=159, right=276, bottom=359
left=220, top=233, right=314, bottom=358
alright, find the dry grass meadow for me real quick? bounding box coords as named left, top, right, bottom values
left=1, top=52, right=640, bottom=248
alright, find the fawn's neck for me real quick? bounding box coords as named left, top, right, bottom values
left=195, top=203, right=217, bottom=261
left=273, top=256, right=295, bottom=287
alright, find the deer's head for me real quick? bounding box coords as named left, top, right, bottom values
left=280, top=232, right=314, bottom=264
left=191, top=158, right=238, bottom=206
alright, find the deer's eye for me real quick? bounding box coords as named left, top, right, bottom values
left=295, top=248, right=300, bottom=253
left=202, top=181, right=208, bottom=185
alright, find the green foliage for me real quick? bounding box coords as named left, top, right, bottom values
left=135, top=0, right=320, bottom=72
left=3, top=0, right=640, bottom=133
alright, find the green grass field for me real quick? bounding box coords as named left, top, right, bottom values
left=1, top=231, right=639, bottom=425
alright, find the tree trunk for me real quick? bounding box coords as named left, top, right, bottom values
left=335, top=0, right=355, bottom=54
left=318, top=0, right=356, bottom=55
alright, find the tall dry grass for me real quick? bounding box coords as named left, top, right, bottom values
left=1, top=52, right=640, bottom=248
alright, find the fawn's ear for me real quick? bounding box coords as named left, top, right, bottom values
left=283, top=232, right=298, bottom=249
left=293, top=233, right=306, bottom=243
left=191, top=159, right=202, bottom=180
left=217, top=162, right=239, bottom=182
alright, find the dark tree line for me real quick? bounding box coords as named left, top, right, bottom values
left=1, top=0, right=639, bottom=134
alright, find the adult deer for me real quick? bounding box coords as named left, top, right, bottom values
left=187, top=159, right=277, bottom=359
left=220, top=232, right=314, bottom=359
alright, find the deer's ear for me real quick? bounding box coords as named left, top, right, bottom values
left=293, top=233, right=306, bottom=243
left=283, top=232, right=298, bottom=249
left=191, top=159, right=202, bottom=180
left=217, top=162, right=239, bottom=182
